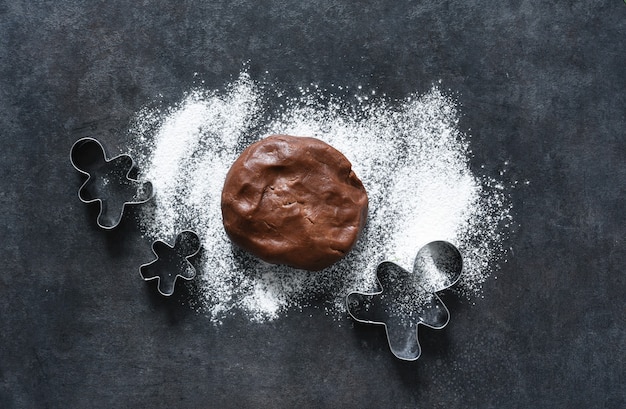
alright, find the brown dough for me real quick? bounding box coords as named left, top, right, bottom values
left=221, top=135, right=368, bottom=271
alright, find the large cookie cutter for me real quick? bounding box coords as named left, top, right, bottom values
left=140, top=230, right=201, bottom=296
left=347, top=241, right=463, bottom=361
left=70, top=137, right=153, bottom=229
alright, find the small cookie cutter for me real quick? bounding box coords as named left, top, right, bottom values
left=347, top=241, right=463, bottom=361
left=140, top=230, right=201, bottom=296
left=70, top=137, right=153, bottom=229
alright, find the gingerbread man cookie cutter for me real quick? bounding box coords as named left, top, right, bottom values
left=70, top=137, right=153, bottom=229
left=140, top=230, right=201, bottom=296
left=347, top=241, right=463, bottom=360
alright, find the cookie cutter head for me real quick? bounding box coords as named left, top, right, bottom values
left=347, top=241, right=463, bottom=361
left=140, top=231, right=201, bottom=296
left=70, top=137, right=153, bottom=229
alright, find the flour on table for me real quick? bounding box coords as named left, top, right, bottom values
left=127, top=72, right=513, bottom=323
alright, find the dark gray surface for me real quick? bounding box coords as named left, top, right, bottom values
left=1, top=1, right=625, bottom=408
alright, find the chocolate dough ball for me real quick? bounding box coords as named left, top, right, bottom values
left=221, top=135, right=368, bottom=271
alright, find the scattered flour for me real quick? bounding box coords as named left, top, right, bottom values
left=127, top=72, right=512, bottom=323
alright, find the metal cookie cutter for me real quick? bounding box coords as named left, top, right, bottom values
left=347, top=241, right=463, bottom=361
left=70, top=137, right=153, bottom=229
left=140, top=231, right=201, bottom=296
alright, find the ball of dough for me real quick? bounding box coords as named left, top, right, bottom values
left=221, top=135, right=368, bottom=271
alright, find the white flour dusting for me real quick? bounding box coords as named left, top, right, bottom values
left=127, top=72, right=512, bottom=323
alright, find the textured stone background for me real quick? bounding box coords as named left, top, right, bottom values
left=1, top=1, right=625, bottom=408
